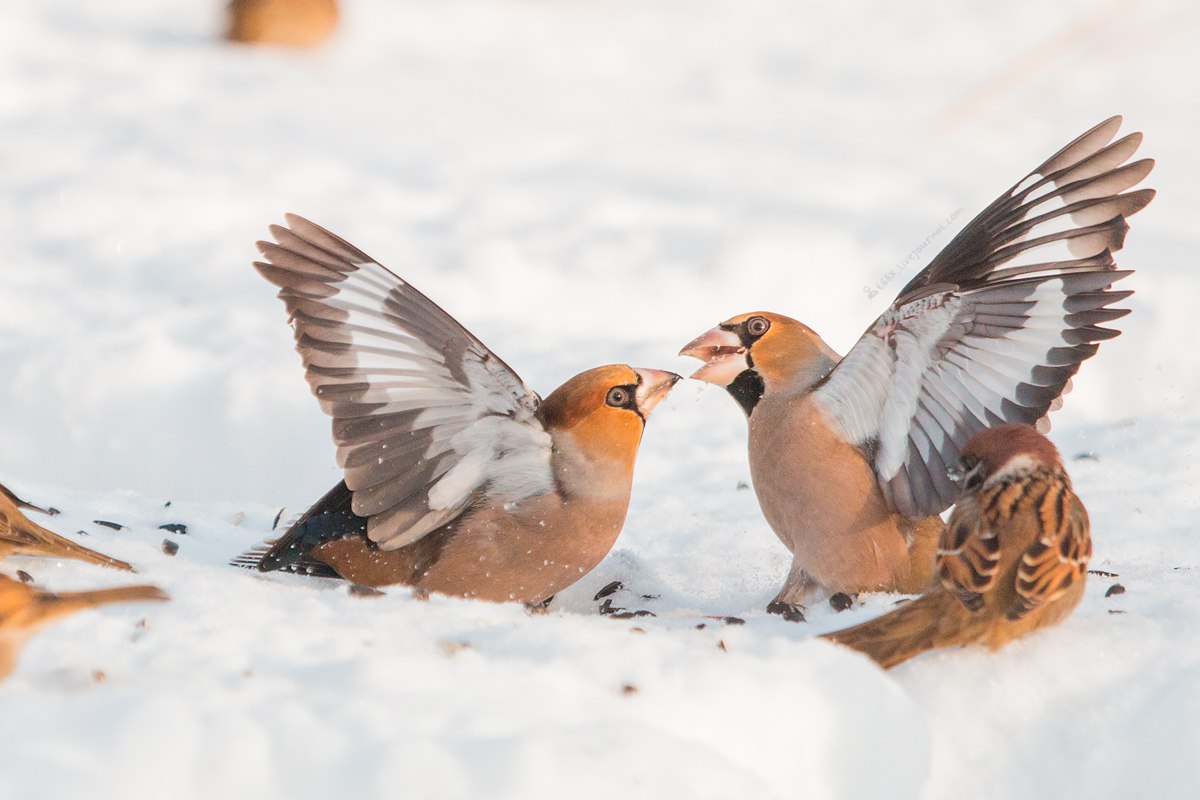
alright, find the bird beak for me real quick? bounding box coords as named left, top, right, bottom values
left=678, top=326, right=748, bottom=386
left=633, top=368, right=681, bottom=415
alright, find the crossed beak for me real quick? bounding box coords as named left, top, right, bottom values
left=633, top=368, right=682, bottom=415
left=678, top=327, right=748, bottom=386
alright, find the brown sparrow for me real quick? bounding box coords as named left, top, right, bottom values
left=0, top=481, right=134, bottom=572
left=0, top=574, right=168, bottom=680
left=822, top=424, right=1091, bottom=668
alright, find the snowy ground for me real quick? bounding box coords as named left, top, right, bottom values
left=2, top=0, right=1199, bottom=797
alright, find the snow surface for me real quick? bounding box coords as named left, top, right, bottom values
left=2, top=0, right=1199, bottom=797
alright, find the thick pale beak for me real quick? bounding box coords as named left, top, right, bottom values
left=633, top=368, right=681, bottom=416
left=678, top=327, right=748, bottom=386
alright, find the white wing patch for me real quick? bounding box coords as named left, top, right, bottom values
left=254, top=215, right=556, bottom=551
left=811, top=118, right=1150, bottom=519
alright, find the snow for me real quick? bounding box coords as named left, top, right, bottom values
left=2, top=0, right=1199, bottom=797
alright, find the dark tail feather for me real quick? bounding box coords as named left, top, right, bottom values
left=230, top=482, right=362, bottom=579
left=821, top=592, right=981, bottom=669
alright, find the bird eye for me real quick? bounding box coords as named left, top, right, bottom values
left=746, top=316, right=770, bottom=337
left=605, top=387, right=630, bottom=407
left=950, top=455, right=986, bottom=492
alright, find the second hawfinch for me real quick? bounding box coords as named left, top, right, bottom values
left=821, top=424, right=1090, bottom=668
left=0, top=574, right=169, bottom=681
left=681, top=116, right=1151, bottom=614
left=235, top=215, right=680, bottom=605
left=0, top=481, right=134, bottom=572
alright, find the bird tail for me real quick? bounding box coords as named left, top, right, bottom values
left=821, top=592, right=983, bottom=669
left=229, top=481, right=357, bottom=578
left=16, top=517, right=135, bottom=573
left=30, top=584, right=169, bottom=625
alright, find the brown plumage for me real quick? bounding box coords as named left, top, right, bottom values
left=0, top=575, right=169, bottom=680
left=225, top=0, right=338, bottom=48
left=234, top=216, right=680, bottom=604
left=681, top=117, right=1149, bottom=613
left=0, top=482, right=134, bottom=572
left=822, top=424, right=1091, bottom=668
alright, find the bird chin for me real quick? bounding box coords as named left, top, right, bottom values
left=687, top=351, right=749, bottom=386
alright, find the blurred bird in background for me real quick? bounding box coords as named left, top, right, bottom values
left=0, top=574, right=169, bottom=681
left=0, top=481, right=135, bottom=572
left=225, top=0, right=338, bottom=48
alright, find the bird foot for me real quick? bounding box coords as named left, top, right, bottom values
left=524, top=595, right=555, bottom=615
left=766, top=601, right=807, bottom=622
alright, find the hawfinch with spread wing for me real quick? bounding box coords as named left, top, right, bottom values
left=236, top=215, right=679, bottom=605
left=682, top=117, right=1150, bottom=615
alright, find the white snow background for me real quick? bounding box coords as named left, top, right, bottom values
left=2, top=0, right=1199, bottom=797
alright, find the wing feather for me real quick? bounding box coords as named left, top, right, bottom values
left=256, top=215, right=553, bottom=550
left=815, top=119, right=1151, bottom=517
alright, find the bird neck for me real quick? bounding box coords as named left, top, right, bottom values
left=549, top=429, right=637, bottom=501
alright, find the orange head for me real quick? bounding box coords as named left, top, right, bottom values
left=953, top=424, right=1065, bottom=492
left=538, top=365, right=680, bottom=470
left=679, top=312, right=839, bottom=415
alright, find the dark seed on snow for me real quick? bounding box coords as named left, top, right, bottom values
left=161, top=539, right=179, bottom=556
left=1089, top=569, right=1119, bottom=578
left=829, top=592, right=854, bottom=612
left=93, top=520, right=125, bottom=531
left=1105, top=584, right=1126, bottom=598
left=622, top=684, right=638, bottom=696
left=1108, top=609, right=1126, bottom=615
left=158, top=523, right=188, bottom=535
left=722, top=616, right=745, bottom=625
left=16, top=570, right=33, bottom=584
left=593, top=580, right=623, bottom=601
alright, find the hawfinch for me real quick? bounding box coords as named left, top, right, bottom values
left=236, top=215, right=680, bottom=604
left=0, top=574, right=168, bottom=681
left=0, top=481, right=134, bottom=572
left=682, top=116, right=1150, bottom=614
left=225, top=0, right=338, bottom=48
left=822, top=424, right=1090, bottom=668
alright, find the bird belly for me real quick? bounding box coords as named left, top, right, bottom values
left=749, top=399, right=922, bottom=594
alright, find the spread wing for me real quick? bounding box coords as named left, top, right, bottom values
left=936, top=498, right=1001, bottom=612
left=1007, top=481, right=1091, bottom=621
left=255, top=215, right=553, bottom=550
left=813, top=116, right=1153, bottom=518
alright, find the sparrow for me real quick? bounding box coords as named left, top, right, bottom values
left=0, top=481, right=135, bottom=572
left=225, top=0, right=338, bottom=48
left=821, top=424, right=1090, bottom=668
left=234, top=215, right=680, bottom=605
left=681, top=116, right=1150, bottom=615
left=0, top=574, right=169, bottom=681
